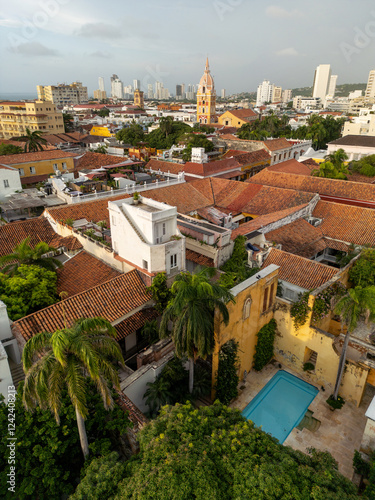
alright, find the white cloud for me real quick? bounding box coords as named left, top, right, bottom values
left=275, top=47, right=299, bottom=56
left=8, top=42, right=60, bottom=56
left=76, top=22, right=124, bottom=39
left=266, top=6, right=303, bottom=19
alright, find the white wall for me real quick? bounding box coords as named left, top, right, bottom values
left=0, top=168, right=22, bottom=201
left=0, top=342, right=13, bottom=403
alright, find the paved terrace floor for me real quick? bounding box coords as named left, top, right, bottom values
left=231, top=361, right=375, bottom=479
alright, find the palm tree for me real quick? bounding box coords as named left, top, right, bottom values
left=160, top=268, right=234, bottom=393
left=324, top=148, right=348, bottom=168
left=0, top=236, right=63, bottom=274
left=333, top=286, right=375, bottom=400
left=19, top=128, right=47, bottom=152
left=22, top=317, right=124, bottom=459
left=159, top=116, right=174, bottom=138
left=144, top=376, right=173, bottom=416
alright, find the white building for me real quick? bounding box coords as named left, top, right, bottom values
left=272, top=86, right=282, bottom=103
left=256, top=80, right=274, bottom=106
left=147, top=84, right=153, bottom=99
left=108, top=195, right=185, bottom=277
left=221, top=89, right=226, bottom=99
left=0, top=301, right=21, bottom=402
left=111, top=74, right=123, bottom=99
left=191, top=147, right=208, bottom=163
left=0, top=165, right=23, bottom=202
left=133, top=79, right=140, bottom=91
left=343, top=108, right=375, bottom=137
left=282, top=89, right=292, bottom=103
left=98, top=77, right=105, bottom=92
left=293, top=96, right=321, bottom=110
left=312, top=64, right=331, bottom=100
left=327, top=135, right=375, bottom=161
left=365, top=70, right=375, bottom=99
left=327, top=75, right=338, bottom=98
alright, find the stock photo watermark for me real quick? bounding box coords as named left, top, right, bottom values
left=213, top=0, right=244, bottom=22
left=8, top=0, right=70, bottom=52
left=6, top=386, right=17, bottom=494
left=340, top=11, right=375, bottom=63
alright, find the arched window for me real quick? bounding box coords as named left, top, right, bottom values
left=243, top=297, right=252, bottom=319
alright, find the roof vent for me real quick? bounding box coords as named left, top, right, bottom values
left=307, top=217, right=322, bottom=227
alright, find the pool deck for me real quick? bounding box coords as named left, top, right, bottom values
left=231, top=361, right=375, bottom=479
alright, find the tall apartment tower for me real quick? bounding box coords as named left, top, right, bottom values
left=328, top=75, right=338, bottom=97
left=98, top=77, right=105, bottom=92
left=111, top=74, right=123, bottom=99
left=365, top=70, right=375, bottom=99
left=221, top=89, right=226, bottom=99
left=312, top=64, right=331, bottom=100
left=256, top=80, right=274, bottom=106
left=133, top=79, right=141, bottom=91
left=196, top=58, right=217, bottom=124
left=147, top=84, right=153, bottom=99
left=272, top=86, right=283, bottom=103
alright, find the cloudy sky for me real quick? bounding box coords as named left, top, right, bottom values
left=1, top=0, right=375, bottom=96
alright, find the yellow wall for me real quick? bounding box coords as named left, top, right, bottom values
left=90, top=126, right=113, bottom=137
left=218, top=111, right=256, bottom=128
left=15, top=156, right=75, bottom=179
left=212, top=266, right=279, bottom=395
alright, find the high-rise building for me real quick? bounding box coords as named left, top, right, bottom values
left=93, top=89, right=107, bottom=100
left=134, top=89, right=144, bottom=109
left=272, top=86, right=282, bottom=103
left=365, top=70, right=375, bottom=99
left=147, top=84, right=153, bottom=99
left=37, top=82, right=88, bottom=106
left=196, top=58, right=217, bottom=124
left=312, top=64, right=331, bottom=100
left=328, top=75, right=338, bottom=97
left=176, top=85, right=182, bottom=98
left=282, top=89, right=292, bottom=103
left=98, top=77, right=105, bottom=92
left=133, top=79, right=140, bottom=91
left=221, top=89, right=226, bottom=99
left=111, top=74, right=123, bottom=99
left=256, top=80, right=274, bottom=106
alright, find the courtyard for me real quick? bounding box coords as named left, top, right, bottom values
left=231, top=360, right=375, bottom=479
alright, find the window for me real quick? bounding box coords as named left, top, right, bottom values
left=162, top=222, right=166, bottom=236
left=170, top=254, right=177, bottom=269
left=62, top=162, right=67, bottom=169
left=262, top=287, right=269, bottom=312
left=243, top=298, right=252, bottom=319
left=53, top=163, right=58, bottom=171
left=30, top=166, right=36, bottom=174
left=3, top=180, right=9, bottom=188
left=142, top=259, right=148, bottom=270
left=268, top=282, right=275, bottom=309
left=19, top=168, right=24, bottom=176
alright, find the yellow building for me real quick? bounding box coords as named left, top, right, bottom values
left=134, top=90, right=145, bottom=109
left=196, top=58, right=217, bottom=124
left=218, top=108, right=258, bottom=128
left=0, top=150, right=77, bottom=184
left=0, top=101, right=64, bottom=139
left=90, top=126, right=113, bottom=137
left=93, top=90, right=107, bottom=100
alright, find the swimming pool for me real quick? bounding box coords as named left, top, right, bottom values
left=242, top=370, right=319, bottom=443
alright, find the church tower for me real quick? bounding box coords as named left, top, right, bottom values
left=196, top=58, right=217, bottom=124
left=134, top=89, right=144, bottom=109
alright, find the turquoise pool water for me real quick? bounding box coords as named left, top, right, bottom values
left=242, top=370, right=319, bottom=443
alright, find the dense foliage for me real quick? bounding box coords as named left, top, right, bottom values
left=311, top=282, right=346, bottom=323
left=116, top=123, right=145, bottom=146
left=181, top=133, right=215, bottom=161
left=0, top=143, right=23, bottom=155
left=0, top=385, right=131, bottom=499
left=237, top=114, right=345, bottom=149
left=146, top=121, right=191, bottom=149
left=253, top=319, right=277, bottom=371
left=290, top=292, right=311, bottom=330
left=349, top=248, right=375, bottom=287
left=73, top=402, right=357, bottom=499
left=146, top=272, right=171, bottom=314
left=0, top=264, right=57, bottom=320
left=214, top=339, right=239, bottom=404
left=350, top=154, right=375, bottom=177
left=219, top=235, right=259, bottom=287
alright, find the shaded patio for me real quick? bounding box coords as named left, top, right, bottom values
left=231, top=360, right=375, bottom=479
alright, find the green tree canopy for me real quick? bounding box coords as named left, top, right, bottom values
left=17, top=128, right=47, bottom=152
left=116, top=122, right=145, bottom=146
left=146, top=121, right=191, bottom=149
left=181, top=133, right=215, bottom=161
left=349, top=249, right=375, bottom=288
left=350, top=154, right=375, bottom=177
left=73, top=402, right=357, bottom=499
left=0, top=264, right=57, bottom=320
left=0, top=143, right=23, bottom=155
left=312, top=160, right=348, bottom=180
left=0, top=385, right=131, bottom=499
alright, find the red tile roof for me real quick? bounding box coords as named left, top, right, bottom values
left=147, top=159, right=184, bottom=175
left=115, top=308, right=158, bottom=340
left=266, top=219, right=325, bottom=258
left=57, top=251, right=121, bottom=297
left=262, top=248, right=338, bottom=290
left=0, top=218, right=81, bottom=258
left=75, top=152, right=126, bottom=171
left=267, top=159, right=314, bottom=175
left=13, top=270, right=152, bottom=341
left=249, top=170, right=375, bottom=205
left=186, top=249, right=215, bottom=268
left=222, top=109, right=258, bottom=120
left=262, top=138, right=292, bottom=152
left=0, top=150, right=78, bottom=165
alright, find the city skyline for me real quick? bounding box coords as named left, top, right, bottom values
left=1, top=0, right=375, bottom=95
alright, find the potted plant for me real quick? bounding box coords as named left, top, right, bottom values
left=326, top=394, right=345, bottom=411
left=133, top=192, right=140, bottom=205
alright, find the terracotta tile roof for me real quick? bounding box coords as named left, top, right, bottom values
left=329, top=135, right=375, bottom=147
left=75, top=152, right=125, bottom=171
left=13, top=270, right=152, bottom=341
left=231, top=204, right=309, bottom=239
left=186, top=249, right=215, bottom=268
left=57, top=251, right=121, bottom=297
left=0, top=150, right=78, bottom=165
left=231, top=149, right=271, bottom=166
left=184, top=157, right=240, bottom=177
left=313, top=200, right=375, bottom=246
left=262, top=138, right=292, bottom=152
left=20, top=174, right=50, bottom=185
left=115, top=308, right=158, bottom=340
left=218, top=134, right=239, bottom=140
left=221, top=149, right=249, bottom=158
left=222, top=109, right=258, bottom=120
left=116, top=390, right=148, bottom=427
left=216, top=127, right=238, bottom=135
left=147, top=159, right=184, bottom=175
left=0, top=218, right=81, bottom=258
left=249, top=170, right=375, bottom=204
left=266, top=219, right=325, bottom=258
left=262, top=248, right=338, bottom=290
left=267, top=159, right=314, bottom=175
left=216, top=170, right=244, bottom=179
